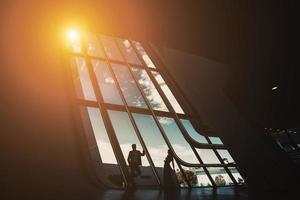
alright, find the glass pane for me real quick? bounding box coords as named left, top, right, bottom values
left=196, top=149, right=221, bottom=164
left=116, top=38, right=141, bottom=65
left=84, top=32, right=105, bottom=58
left=71, top=56, right=96, bottom=101
left=152, top=71, right=184, bottom=113
left=112, top=64, right=148, bottom=108
left=217, top=149, right=235, bottom=164
left=209, top=137, right=223, bottom=145
left=132, top=113, right=168, bottom=168
left=180, top=119, right=208, bottom=144
left=80, top=106, right=124, bottom=188
left=132, top=41, right=156, bottom=68
left=228, top=167, right=245, bottom=185
left=133, top=113, right=172, bottom=184
left=158, top=117, right=199, bottom=164
left=87, top=107, right=117, bottom=164
left=180, top=166, right=212, bottom=187
left=131, top=68, right=169, bottom=112
left=92, top=59, right=123, bottom=105
left=100, top=35, right=123, bottom=61
left=207, top=167, right=234, bottom=186
left=108, top=110, right=157, bottom=186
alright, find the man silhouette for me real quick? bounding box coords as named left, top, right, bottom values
left=127, top=144, right=145, bottom=178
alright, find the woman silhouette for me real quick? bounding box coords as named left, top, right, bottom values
left=163, top=149, right=177, bottom=189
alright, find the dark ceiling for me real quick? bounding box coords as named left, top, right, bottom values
left=1, top=0, right=297, bottom=129
left=99, top=0, right=298, bottom=130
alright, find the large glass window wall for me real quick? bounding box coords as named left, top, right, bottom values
left=68, top=32, right=245, bottom=189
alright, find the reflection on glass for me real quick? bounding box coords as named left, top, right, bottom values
left=116, top=39, right=141, bottom=65
left=152, top=71, right=184, bottom=113
left=217, top=149, right=235, bottom=164
left=158, top=117, right=198, bottom=164
left=131, top=68, right=168, bottom=112
left=180, top=119, right=208, bottom=143
left=228, top=167, right=245, bottom=185
left=108, top=110, right=158, bottom=186
left=180, top=166, right=212, bottom=187
left=100, top=35, right=123, bottom=61
left=84, top=32, right=105, bottom=58
left=207, top=167, right=234, bottom=186
left=196, top=149, right=221, bottom=164
left=71, top=57, right=96, bottom=101
left=132, top=41, right=156, bottom=68
left=92, top=59, right=123, bottom=105
left=87, top=107, right=117, bottom=164
left=209, top=137, right=223, bottom=145
left=112, top=64, right=148, bottom=108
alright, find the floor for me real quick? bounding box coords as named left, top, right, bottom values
left=95, top=187, right=250, bottom=200
left=5, top=186, right=293, bottom=200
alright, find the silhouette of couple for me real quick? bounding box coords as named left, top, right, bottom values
left=127, top=144, right=177, bottom=189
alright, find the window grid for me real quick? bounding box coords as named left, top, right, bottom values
left=69, top=32, right=244, bottom=188
left=97, top=36, right=162, bottom=186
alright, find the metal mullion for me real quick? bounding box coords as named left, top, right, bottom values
left=130, top=40, right=217, bottom=187
left=191, top=143, right=225, bottom=149
left=129, top=41, right=212, bottom=149
left=159, top=162, right=236, bottom=168
left=74, top=99, right=98, bottom=107
left=137, top=65, right=216, bottom=148
left=205, top=136, right=238, bottom=185
left=141, top=43, right=218, bottom=186
left=100, top=103, right=127, bottom=112
left=129, top=40, right=177, bottom=114
left=81, top=40, right=131, bottom=188
left=115, top=38, right=192, bottom=188
left=176, top=113, right=196, bottom=119
left=144, top=44, right=213, bottom=135
left=69, top=52, right=84, bottom=57
left=212, top=148, right=238, bottom=186
left=146, top=67, right=159, bottom=72
left=107, top=63, right=162, bottom=187
left=143, top=65, right=211, bottom=146
left=98, top=36, right=162, bottom=187
left=142, top=43, right=195, bottom=114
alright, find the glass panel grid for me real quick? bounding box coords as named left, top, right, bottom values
left=71, top=57, right=96, bottom=101
left=196, top=149, right=221, bottom=164
left=228, top=167, right=245, bottom=185
left=180, top=119, right=208, bottom=144
left=112, top=63, right=148, bottom=109
left=207, top=167, right=234, bottom=186
left=208, top=137, right=223, bottom=145
left=92, top=59, right=123, bottom=105
left=131, top=67, right=169, bottom=112
left=70, top=32, right=242, bottom=188
left=132, top=41, right=156, bottom=68
left=152, top=71, right=184, bottom=114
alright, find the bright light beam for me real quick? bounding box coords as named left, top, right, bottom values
left=272, top=86, right=278, bottom=90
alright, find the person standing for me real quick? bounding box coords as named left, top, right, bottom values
left=163, top=149, right=177, bottom=189
left=127, top=144, right=145, bottom=179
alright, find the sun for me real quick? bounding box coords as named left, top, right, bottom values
left=66, top=28, right=80, bottom=42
